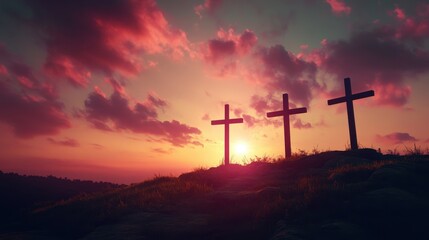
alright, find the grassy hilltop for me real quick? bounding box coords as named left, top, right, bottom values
left=1, top=149, right=429, bottom=240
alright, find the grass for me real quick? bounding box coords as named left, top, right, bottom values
left=30, top=176, right=213, bottom=237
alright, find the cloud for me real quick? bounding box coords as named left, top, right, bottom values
left=203, top=28, right=258, bottom=64
left=242, top=114, right=261, bottom=128
left=293, top=118, right=312, bottom=129
left=392, top=5, right=406, bottom=21
left=194, top=0, right=223, bottom=18
left=152, top=147, right=173, bottom=154
left=249, top=94, right=282, bottom=115
left=47, top=137, right=79, bottom=147
left=261, top=13, right=293, bottom=39
left=0, top=64, right=8, bottom=75
left=23, top=0, right=189, bottom=86
left=201, top=113, right=210, bottom=121
left=325, top=0, right=351, bottom=15
left=316, top=30, right=429, bottom=107
left=376, top=132, right=417, bottom=145
left=0, top=80, right=70, bottom=138
left=388, top=4, right=429, bottom=44
left=0, top=46, right=70, bottom=138
left=83, top=86, right=201, bottom=147
left=253, top=45, right=318, bottom=106
left=91, top=143, right=104, bottom=149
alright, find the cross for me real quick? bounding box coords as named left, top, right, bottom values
left=327, top=77, right=375, bottom=150
left=211, top=104, right=244, bottom=165
left=266, top=93, right=307, bottom=159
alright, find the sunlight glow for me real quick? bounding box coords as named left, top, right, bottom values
left=234, top=141, right=249, bottom=156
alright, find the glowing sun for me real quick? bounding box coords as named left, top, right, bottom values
left=234, top=141, right=249, bottom=156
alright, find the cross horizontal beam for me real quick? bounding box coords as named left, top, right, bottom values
left=267, top=107, right=307, bottom=117
left=289, top=107, right=308, bottom=115
left=211, top=118, right=244, bottom=125
left=328, top=90, right=375, bottom=105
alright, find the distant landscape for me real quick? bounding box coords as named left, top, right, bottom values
left=1, top=149, right=429, bottom=240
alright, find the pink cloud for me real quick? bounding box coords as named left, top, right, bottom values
left=388, top=4, right=429, bottom=44
left=325, top=0, right=351, bottom=15
left=376, top=132, right=417, bottom=145
left=0, top=64, right=8, bottom=75
left=242, top=114, right=261, bottom=128
left=24, top=0, right=189, bottom=86
left=105, top=78, right=126, bottom=95
left=83, top=86, right=201, bottom=147
left=44, top=56, right=91, bottom=87
left=194, top=0, right=223, bottom=18
left=392, top=5, right=406, bottom=20
left=47, top=137, right=79, bottom=147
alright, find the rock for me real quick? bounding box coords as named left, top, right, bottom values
left=323, top=149, right=381, bottom=169
left=351, top=187, right=428, bottom=238
left=369, top=162, right=416, bottom=188
left=318, top=221, right=368, bottom=240
left=270, top=221, right=306, bottom=240
left=345, top=148, right=382, bottom=161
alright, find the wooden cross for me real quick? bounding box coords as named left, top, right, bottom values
left=327, top=77, right=375, bottom=150
left=266, top=93, right=307, bottom=159
left=211, top=104, right=243, bottom=165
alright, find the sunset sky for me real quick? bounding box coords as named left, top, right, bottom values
left=1, top=0, right=428, bottom=183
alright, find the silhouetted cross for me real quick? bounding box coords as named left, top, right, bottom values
left=266, top=93, right=307, bottom=159
left=327, top=77, right=375, bottom=150
left=211, top=104, right=244, bottom=165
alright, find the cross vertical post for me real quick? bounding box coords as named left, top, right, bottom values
left=282, top=94, right=291, bottom=159
left=211, top=104, right=244, bottom=165
left=344, top=78, right=358, bottom=150
left=266, top=93, right=307, bottom=159
left=224, top=104, right=229, bottom=165
left=327, top=77, right=375, bottom=150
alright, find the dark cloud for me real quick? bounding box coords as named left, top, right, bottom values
left=83, top=87, right=202, bottom=147
left=376, top=132, right=417, bottom=144
left=253, top=46, right=318, bottom=107
left=203, top=28, right=258, bottom=64
left=47, top=137, right=79, bottom=147
left=0, top=80, right=70, bottom=138
left=261, top=13, right=293, bottom=39
left=317, top=29, right=429, bottom=107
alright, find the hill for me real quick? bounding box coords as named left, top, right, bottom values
left=0, top=172, right=121, bottom=226
left=1, top=149, right=429, bottom=239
